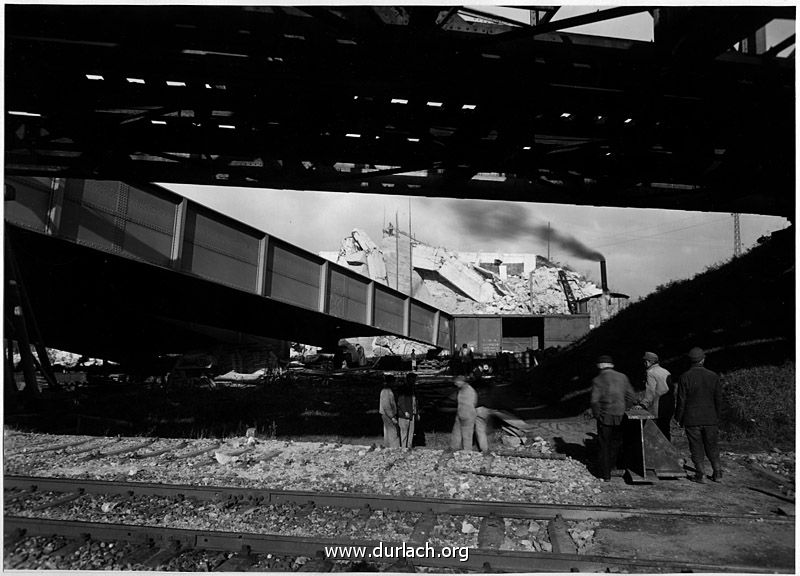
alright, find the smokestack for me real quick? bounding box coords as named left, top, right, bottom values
left=600, top=259, right=609, bottom=293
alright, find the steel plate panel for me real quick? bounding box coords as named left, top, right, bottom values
left=181, top=208, right=261, bottom=293
left=125, top=186, right=177, bottom=233
left=374, top=288, right=404, bottom=334
left=437, top=315, right=452, bottom=349
left=328, top=268, right=368, bottom=323
left=268, top=243, right=321, bottom=309
left=121, top=221, right=173, bottom=267
left=4, top=177, right=51, bottom=232
left=410, top=302, right=435, bottom=342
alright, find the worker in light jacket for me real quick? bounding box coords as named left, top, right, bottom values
left=450, top=375, right=477, bottom=451
left=379, top=375, right=400, bottom=448
left=637, top=351, right=673, bottom=440
left=676, top=347, right=722, bottom=483
left=590, top=355, right=636, bottom=482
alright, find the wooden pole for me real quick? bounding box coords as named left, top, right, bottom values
left=408, top=198, right=413, bottom=296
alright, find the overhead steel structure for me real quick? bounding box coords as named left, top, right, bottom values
left=5, top=176, right=453, bottom=363
left=5, top=5, right=795, bottom=218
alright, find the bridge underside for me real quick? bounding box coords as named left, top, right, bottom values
left=5, top=5, right=795, bottom=218
left=5, top=177, right=452, bottom=362
left=8, top=226, right=393, bottom=363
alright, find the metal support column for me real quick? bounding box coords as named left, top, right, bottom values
left=366, top=281, right=375, bottom=326
left=45, top=178, right=65, bottom=237
left=257, top=235, right=270, bottom=296
left=403, top=298, right=411, bottom=337
left=318, top=261, right=329, bottom=313
left=170, top=198, right=188, bottom=270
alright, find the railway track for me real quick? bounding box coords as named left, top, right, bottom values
left=4, top=475, right=793, bottom=573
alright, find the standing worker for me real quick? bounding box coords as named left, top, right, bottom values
left=450, top=375, right=477, bottom=451
left=379, top=375, right=400, bottom=448
left=396, top=373, right=418, bottom=448
left=459, top=344, right=473, bottom=375
left=638, top=352, right=672, bottom=440
left=355, top=344, right=367, bottom=367
left=410, top=349, right=417, bottom=371
left=676, top=347, right=723, bottom=483
left=590, top=355, right=636, bottom=482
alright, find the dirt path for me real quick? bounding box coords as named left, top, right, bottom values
left=522, top=414, right=795, bottom=571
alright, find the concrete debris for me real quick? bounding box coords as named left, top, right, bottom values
left=322, top=230, right=603, bottom=316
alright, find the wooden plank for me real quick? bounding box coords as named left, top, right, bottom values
left=748, top=463, right=794, bottom=487
left=547, top=514, right=577, bottom=555
left=747, top=485, right=795, bottom=504
left=477, top=514, right=505, bottom=550
left=458, top=469, right=556, bottom=483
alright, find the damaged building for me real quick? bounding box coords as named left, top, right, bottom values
left=320, top=228, right=628, bottom=352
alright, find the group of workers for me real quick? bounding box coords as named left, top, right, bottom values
left=378, top=345, right=723, bottom=486
left=379, top=366, right=526, bottom=452
left=379, top=372, right=421, bottom=448
left=590, top=347, right=722, bottom=483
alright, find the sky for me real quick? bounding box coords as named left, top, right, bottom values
left=161, top=5, right=793, bottom=301
left=164, top=183, right=789, bottom=301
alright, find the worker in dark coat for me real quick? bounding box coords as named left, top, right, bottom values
left=590, top=355, right=636, bottom=482
left=676, top=347, right=723, bottom=483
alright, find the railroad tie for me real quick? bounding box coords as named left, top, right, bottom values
left=3, top=527, right=26, bottom=548
left=31, top=491, right=84, bottom=511
left=8, top=437, right=94, bottom=456
left=50, top=535, right=91, bottom=559
left=477, top=513, right=505, bottom=550
left=547, top=514, right=577, bottom=555
left=298, top=550, right=334, bottom=572
left=214, top=545, right=256, bottom=571
left=88, top=438, right=158, bottom=460
left=142, top=539, right=182, bottom=569
left=171, top=443, right=222, bottom=460
left=409, top=511, right=436, bottom=543
left=65, top=439, right=120, bottom=456
left=386, top=557, right=415, bottom=573
left=132, top=440, right=188, bottom=459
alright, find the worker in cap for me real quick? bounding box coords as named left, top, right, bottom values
left=676, top=347, right=723, bottom=483
left=637, top=352, right=674, bottom=441
left=590, top=354, right=636, bottom=482
left=450, top=375, right=477, bottom=451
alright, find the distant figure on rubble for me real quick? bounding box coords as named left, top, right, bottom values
left=355, top=344, right=367, bottom=367
left=676, top=347, right=722, bottom=483
left=410, top=349, right=417, bottom=371
left=379, top=375, right=400, bottom=448
left=397, top=372, right=418, bottom=448
left=637, top=351, right=673, bottom=440
left=459, top=343, right=473, bottom=375
left=450, top=375, right=477, bottom=451
left=590, top=355, right=636, bottom=482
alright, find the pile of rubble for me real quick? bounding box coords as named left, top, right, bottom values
left=323, top=229, right=602, bottom=316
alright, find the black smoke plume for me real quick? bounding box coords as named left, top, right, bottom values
left=451, top=202, right=605, bottom=262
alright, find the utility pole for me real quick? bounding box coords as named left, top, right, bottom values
left=395, top=211, right=400, bottom=290
left=408, top=198, right=413, bottom=296
left=547, top=222, right=551, bottom=261
left=732, top=213, right=742, bottom=257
